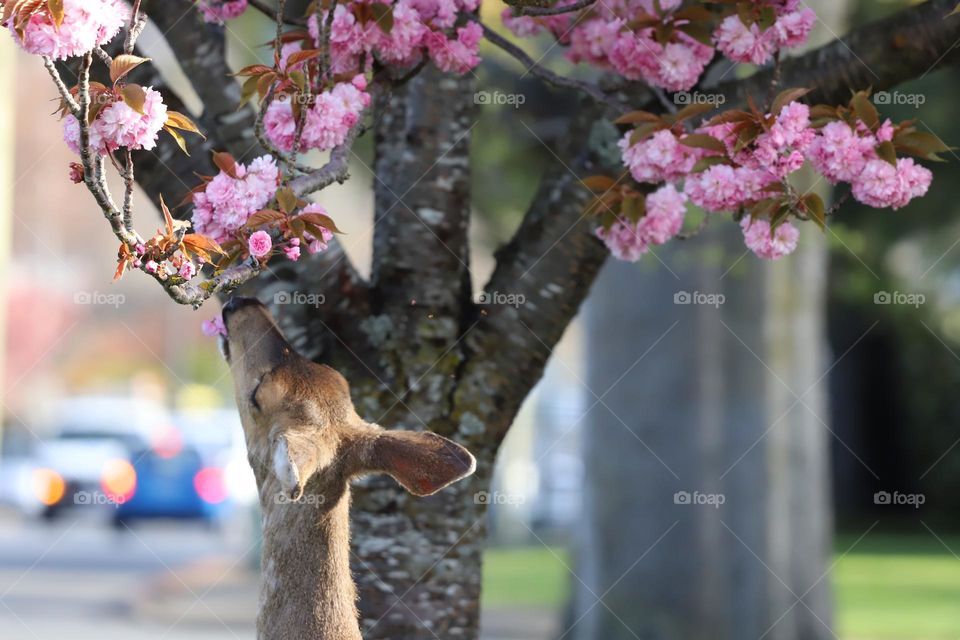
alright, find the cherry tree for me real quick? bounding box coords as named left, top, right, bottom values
left=3, top=0, right=958, bottom=636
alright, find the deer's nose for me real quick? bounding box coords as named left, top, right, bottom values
left=222, top=296, right=261, bottom=320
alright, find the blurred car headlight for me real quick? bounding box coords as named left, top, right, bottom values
left=101, top=459, right=137, bottom=503
left=32, top=468, right=65, bottom=506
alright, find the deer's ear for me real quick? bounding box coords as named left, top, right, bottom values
left=362, top=431, right=476, bottom=496
left=272, top=429, right=330, bottom=500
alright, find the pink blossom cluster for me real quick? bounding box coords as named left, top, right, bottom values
left=595, top=184, right=687, bottom=262
left=192, top=155, right=280, bottom=244
left=741, top=217, right=800, bottom=260
left=508, top=0, right=815, bottom=93
left=307, top=0, right=482, bottom=76
left=197, top=0, right=249, bottom=23
left=62, top=87, right=168, bottom=154
left=299, top=203, right=336, bottom=255
left=714, top=1, right=816, bottom=65
left=7, top=0, right=128, bottom=60
left=608, top=100, right=935, bottom=263
left=806, top=120, right=932, bottom=210
left=263, top=75, right=371, bottom=153
left=619, top=130, right=697, bottom=184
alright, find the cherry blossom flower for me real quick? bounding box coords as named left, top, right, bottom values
left=741, top=217, right=800, bottom=260
left=425, top=22, right=482, bottom=75
left=639, top=184, right=687, bottom=245
left=201, top=316, right=228, bottom=337
left=806, top=120, right=877, bottom=184
left=851, top=158, right=932, bottom=210
left=62, top=87, right=168, bottom=154
left=10, top=0, right=128, bottom=60
left=248, top=230, right=273, bottom=258
left=596, top=221, right=648, bottom=263
left=620, top=130, right=697, bottom=184
left=192, top=155, right=280, bottom=243
left=197, top=0, right=248, bottom=23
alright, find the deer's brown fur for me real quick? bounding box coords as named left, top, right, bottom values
left=220, top=297, right=476, bottom=639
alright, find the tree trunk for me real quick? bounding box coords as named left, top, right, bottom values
left=573, top=214, right=833, bottom=639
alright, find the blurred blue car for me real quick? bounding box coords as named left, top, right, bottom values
left=114, top=442, right=232, bottom=527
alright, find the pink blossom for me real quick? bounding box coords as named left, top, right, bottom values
left=201, top=316, right=228, bottom=337
left=69, top=162, right=84, bottom=184
left=741, top=217, right=800, bottom=260
left=284, top=245, right=302, bottom=261
left=11, top=0, right=128, bottom=60
left=639, top=184, right=687, bottom=245
left=179, top=262, right=196, bottom=280
left=619, top=130, right=697, bottom=184
left=596, top=221, right=648, bottom=262
left=806, top=121, right=876, bottom=183
left=197, top=0, right=248, bottom=23
left=567, top=19, right=622, bottom=66
left=299, top=203, right=335, bottom=253
left=144, top=260, right=159, bottom=274
left=751, top=101, right=814, bottom=178
left=684, top=165, right=749, bottom=213
left=851, top=158, right=932, bottom=210
left=248, top=230, right=273, bottom=258
left=192, top=155, right=280, bottom=243
left=773, top=8, right=816, bottom=48
left=426, top=22, right=482, bottom=74
left=714, top=15, right=778, bottom=65
left=63, top=87, right=167, bottom=154
left=263, top=77, right=370, bottom=153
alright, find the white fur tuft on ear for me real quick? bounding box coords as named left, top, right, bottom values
left=273, top=437, right=302, bottom=499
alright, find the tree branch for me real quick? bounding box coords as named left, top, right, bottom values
left=145, top=1, right=264, bottom=162
left=710, top=0, right=960, bottom=107
left=478, top=20, right=622, bottom=110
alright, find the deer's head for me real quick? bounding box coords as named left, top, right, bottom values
left=220, top=297, right=476, bottom=505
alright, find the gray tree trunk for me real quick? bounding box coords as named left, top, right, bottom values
left=573, top=218, right=833, bottom=640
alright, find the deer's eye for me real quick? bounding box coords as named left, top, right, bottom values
left=250, top=381, right=262, bottom=411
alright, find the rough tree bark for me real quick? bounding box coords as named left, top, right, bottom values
left=106, top=1, right=960, bottom=637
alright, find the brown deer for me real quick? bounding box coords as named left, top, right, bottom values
left=220, top=297, right=477, bottom=639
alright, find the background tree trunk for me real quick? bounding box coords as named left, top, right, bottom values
left=572, top=215, right=833, bottom=640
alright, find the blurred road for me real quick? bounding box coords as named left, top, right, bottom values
left=0, top=511, right=258, bottom=639
left=0, top=512, right=556, bottom=640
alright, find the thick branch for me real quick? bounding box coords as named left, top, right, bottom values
left=146, top=1, right=263, bottom=162
left=453, top=103, right=610, bottom=447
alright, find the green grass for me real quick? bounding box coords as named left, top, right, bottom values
left=483, top=534, right=960, bottom=638
left=482, top=546, right=571, bottom=607
left=834, top=533, right=960, bottom=639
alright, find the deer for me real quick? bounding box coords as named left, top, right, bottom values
left=219, top=296, right=477, bottom=639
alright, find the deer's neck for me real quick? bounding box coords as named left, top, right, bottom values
left=257, top=484, right=360, bottom=640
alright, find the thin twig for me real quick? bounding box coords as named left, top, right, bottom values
left=517, top=0, right=596, bottom=17
left=477, top=20, right=621, bottom=110
left=42, top=57, right=80, bottom=115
